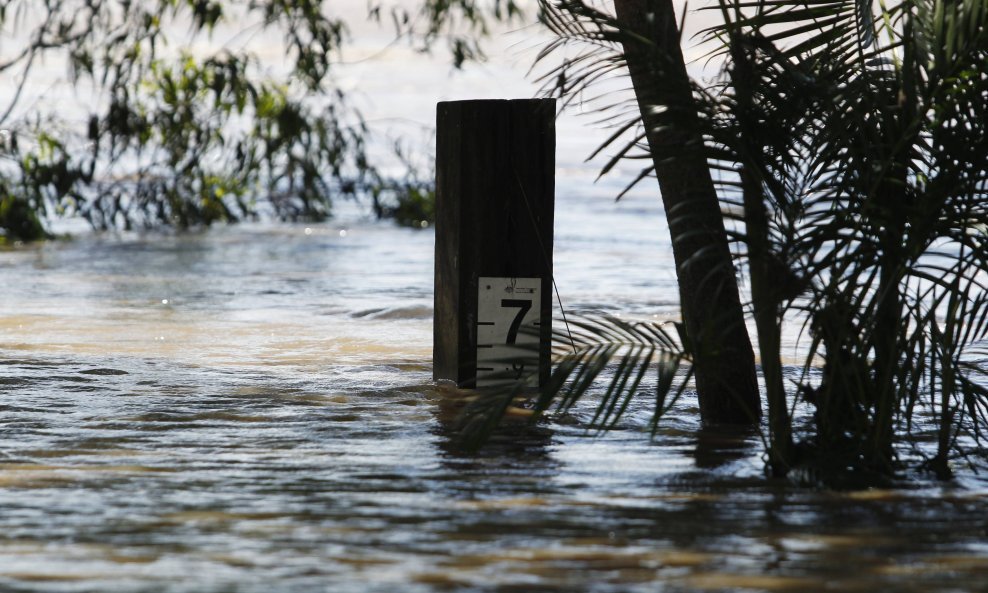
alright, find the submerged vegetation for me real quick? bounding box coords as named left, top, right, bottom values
left=466, top=0, right=988, bottom=482
left=0, top=0, right=519, bottom=243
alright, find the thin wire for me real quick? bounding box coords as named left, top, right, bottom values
left=514, top=169, right=577, bottom=354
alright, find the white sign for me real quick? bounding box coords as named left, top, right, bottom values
left=476, top=277, right=541, bottom=389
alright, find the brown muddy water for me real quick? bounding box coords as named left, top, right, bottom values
left=2, top=187, right=988, bottom=593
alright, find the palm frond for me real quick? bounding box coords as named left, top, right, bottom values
left=458, top=314, right=693, bottom=444
left=540, top=315, right=694, bottom=432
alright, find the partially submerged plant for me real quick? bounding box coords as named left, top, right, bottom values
left=463, top=0, right=988, bottom=481
left=712, top=0, right=988, bottom=478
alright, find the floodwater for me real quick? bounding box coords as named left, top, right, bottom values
left=3, top=171, right=988, bottom=593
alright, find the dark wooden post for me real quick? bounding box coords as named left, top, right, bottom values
left=434, top=99, right=556, bottom=390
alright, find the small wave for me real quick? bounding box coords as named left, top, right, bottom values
left=79, top=368, right=129, bottom=376
left=351, top=305, right=433, bottom=320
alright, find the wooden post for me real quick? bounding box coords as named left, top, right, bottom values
left=434, top=99, right=556, bottom=390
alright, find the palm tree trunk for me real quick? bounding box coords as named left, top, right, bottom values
left=613, top=0, right=760, bottom=424
left=731, top=40, right=793, bottom=472
left=870, top=81, right=918, bottom=470
left=871, top=189, right=903, bottom=469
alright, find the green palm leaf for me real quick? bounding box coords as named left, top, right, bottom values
left=458, top=315, right=693, bottom=445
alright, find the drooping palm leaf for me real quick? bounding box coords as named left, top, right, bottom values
left=457, top=314, right=693, bottom=444
left=537, top=315, right=693, bottom=433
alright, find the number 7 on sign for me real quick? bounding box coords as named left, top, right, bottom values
left=500, top=299, right=532, bottom=345
left=476, top=277, right=541, bottom=389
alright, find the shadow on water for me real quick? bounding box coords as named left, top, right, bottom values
left=428, top=391, right=562, bottom=497
left=692, top=423, right=762, bottom=470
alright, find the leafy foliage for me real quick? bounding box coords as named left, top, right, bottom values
left=0, top=0, right=518, bottom=241
left=368, top=140, right=437, bottom=228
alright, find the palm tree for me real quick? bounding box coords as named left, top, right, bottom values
left=465, top=0, right=988, bottom=480
left=539, top=0, right=762, bottom=426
